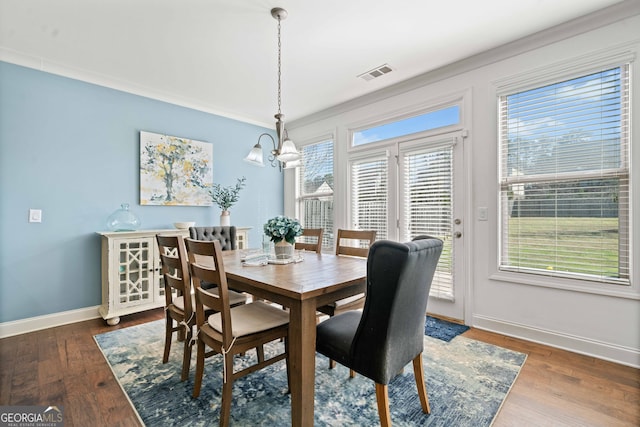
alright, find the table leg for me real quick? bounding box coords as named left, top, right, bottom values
left=288, top=298, right=317, bottom=427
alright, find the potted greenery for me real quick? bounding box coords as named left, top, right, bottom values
left=209, top=177, right=246, bottom=226
left=264, top=215, right=303, bottom=259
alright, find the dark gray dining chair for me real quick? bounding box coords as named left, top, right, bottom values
left=316, top=236, right=443, bottom=427
left=189, top=226, right=237, bottom=250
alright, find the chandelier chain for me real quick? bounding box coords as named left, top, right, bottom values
left=277, top=16, right=282, bottom=116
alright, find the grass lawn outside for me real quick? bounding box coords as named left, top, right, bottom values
left=505, top=217, right=621, bottom=278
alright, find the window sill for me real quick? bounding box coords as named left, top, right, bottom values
left=489, top=271, right=640, bottom=300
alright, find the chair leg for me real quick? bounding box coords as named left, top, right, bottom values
left=180, top=328, right=192, bottom=382
left=192, top=340, right=205, bottom=398
left=220, top=354, right=234, bottom=427
left=412, top=353, right=431, bottom=414
left=375, top=383, right=392, bottom=427
left=257, top=345, right=265, bottom=363
left=329, top=359, right=336, bottom=369
left=349, top=369, right=356, bottom=378
left=163, top=314, right=173, bottom=364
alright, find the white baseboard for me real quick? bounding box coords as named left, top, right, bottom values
left=0, top=306, right=102, bottom=338
left=472, top=314, right=640, bottom=369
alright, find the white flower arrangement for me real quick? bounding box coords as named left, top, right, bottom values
left=263, top=215, right=303, bottom=244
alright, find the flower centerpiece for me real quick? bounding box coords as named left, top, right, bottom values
left=209, top=177, right=246, bottom=226
left=264, top=215, right=303, bottom=259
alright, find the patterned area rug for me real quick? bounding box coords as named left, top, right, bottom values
left=425, top=316, right=470, bottom=342
left=95, top=320, right=525, bottom=426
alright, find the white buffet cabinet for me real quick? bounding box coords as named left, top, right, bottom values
left=97, top=227, right=251, bottom=325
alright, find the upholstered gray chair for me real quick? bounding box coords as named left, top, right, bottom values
left=189, top=226, right=237, bottom=250
left=316, top=236, right=443, bottom=427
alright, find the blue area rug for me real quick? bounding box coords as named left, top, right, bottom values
left=425, top=316, right=470, bottom=342
left=95, top=320, right=525, bottom=426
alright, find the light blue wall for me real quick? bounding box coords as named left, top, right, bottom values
left=0, top=61, right=283, bottom=323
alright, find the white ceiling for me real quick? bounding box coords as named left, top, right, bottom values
left=0, top=0, right=628, bottom=128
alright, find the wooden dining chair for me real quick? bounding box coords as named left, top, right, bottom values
left=295, top=227, right=324, bottom=253
left=316, top=236, right=443, bottom=427
left=156, top=234, right=196, bottom=381
left=185, top=238, right=290, bottom=427
left=157, top=234, right=248, bottom=381
left=317, top=229, right=376, bottom=318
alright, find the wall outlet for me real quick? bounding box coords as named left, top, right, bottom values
left=29, top=209, right=42, bottom=223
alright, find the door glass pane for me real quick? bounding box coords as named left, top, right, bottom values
left=402, top=145, right=454, bottom=300
left=351, top=157, right=388, bottom=239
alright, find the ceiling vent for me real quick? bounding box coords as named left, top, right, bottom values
left=358, top=64, right=393, bottom=81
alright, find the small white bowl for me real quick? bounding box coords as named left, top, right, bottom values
left=174, top=221, right=195, bottom=230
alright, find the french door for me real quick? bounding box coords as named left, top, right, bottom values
left=350, top=131, right=465, bottom=320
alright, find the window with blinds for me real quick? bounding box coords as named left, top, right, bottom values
left=498, top=65, right=630, bottom=285
left=402, top=145, right=454, bottom=299
left=350, top=157, right=388, bottom=239
left=296, top=140, right=334, bottom=250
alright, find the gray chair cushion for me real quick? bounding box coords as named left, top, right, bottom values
left=316, top=310, right=360, bottom=367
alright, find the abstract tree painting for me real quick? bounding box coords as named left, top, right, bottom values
left=140, top=131, right=213, bottom=206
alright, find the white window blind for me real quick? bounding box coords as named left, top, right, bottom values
left=403, top=145, right=454, bottom=300
left=499, top=65, right=630, bottom=284
left=351, top=157, right=388, bottom=239
left=296, top=140, right=334, bottom=250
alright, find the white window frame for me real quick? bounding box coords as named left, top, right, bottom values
left=491, top=46, right=635, bottom=297
left=292, top=135, right=335, bottom=251
left=348, top=98, right=464, bottom=154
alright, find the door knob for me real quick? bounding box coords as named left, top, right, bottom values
left=454, top=231, right=462, bottom=238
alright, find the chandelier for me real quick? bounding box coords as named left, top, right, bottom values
left=244, top=7, right=301, bottom=171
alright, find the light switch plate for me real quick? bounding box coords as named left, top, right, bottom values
left=29, top=209, right=42, bottom=223
left=477, top=207, right=488, bottom=221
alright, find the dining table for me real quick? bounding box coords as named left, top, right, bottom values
left=221, top=249, right=367, bottom=427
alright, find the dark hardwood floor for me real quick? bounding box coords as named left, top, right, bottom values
left=1, top=308, right=638, bottom=426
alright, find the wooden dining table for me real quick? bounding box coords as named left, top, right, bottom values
left=221, top=249, right=367, bottom=427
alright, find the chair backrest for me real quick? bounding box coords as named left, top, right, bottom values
left=156, top=234, right=192, bottom=314
left=184, top=238, right=233, bottom=342
left=189, top=226, right=237, bottom=250
left=295, top=228, right=324, bottom=253
left=350, top=236, right=443, bottom=384
left=335, top=229, right=377, bottom=257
